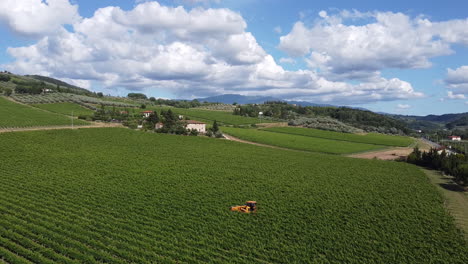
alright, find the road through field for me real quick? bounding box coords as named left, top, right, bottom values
left=348, top=138, right=432, bottom=160
left=222, top=133, right=306, bottom=153
left=0, top=122, right=122, bottom=133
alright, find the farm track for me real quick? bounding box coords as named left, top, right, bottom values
left=347, top=147, right=413, bottom=160
left=256, top=122, right=288, bottom=128
left=0, top=122, right=123, bottom=133
left=222, top=133, right=308, bottom=153
left=424, top=169, right=468, bottom=240
left=348, top=139, right=432, bottom=160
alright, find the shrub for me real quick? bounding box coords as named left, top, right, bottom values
left=0, top=74, right=10, bottom=82
left=289, top=117, right=363, bottom=133
left=214, top=131, right=224, bottom=138
left=4, top=88, right=12, bottom=96
left=189, top=129, right=199, bottom=136
left=123, top=120, right=138, bottom=129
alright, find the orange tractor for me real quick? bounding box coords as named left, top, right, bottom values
left=230, top=201, right=257, bottom=213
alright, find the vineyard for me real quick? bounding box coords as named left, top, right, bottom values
left=149, top=107, right=271, bottom=125
left=263, top=127, right=414, bottom=147
left=221, top=127, right=386, bottom=154
left=32, top=103, right=95, bottom=117
left=11, top=93, right=136, bottom=108
left=0, top=97, right=89, bottom=128
left=194, top=103, right=236, bottom=111
left=0, top=128, right=466, bottom=263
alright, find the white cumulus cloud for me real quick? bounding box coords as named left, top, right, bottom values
left=397, top=104, right=411, bottom=109
left=445, top=66, right=468, bottom=96
left=2, top=2, right=424, bottom=104
left=279, top=11, right=468, bottom=81
left=446, top=91, right=466, bottom=100
left=279, top=57, right=296, bottom=64
left=0, top=0, right=80, bottom=37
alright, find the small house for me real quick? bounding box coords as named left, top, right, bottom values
left=184, top=120, right=206, bottom=133
left=155, top=122, right=164, bottom=129
left=141, top=110, right=154, bottom=118
left=449, top=136, right=461, bottom=141
left=436, top=147, right=455, bottom=156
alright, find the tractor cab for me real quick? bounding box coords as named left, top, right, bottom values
left=245, top=201, right=257, bottom=212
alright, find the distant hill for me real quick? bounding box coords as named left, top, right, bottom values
left=392, top=112, right=468, bottom=131
left=412, top=112, right=468, bottom=123
left=25, top=75, right=92, bottom=95
left=391, top=112, right=468, bottom=123
left=196, top=94, right=277, bottom=104
left=196, top=94, right=336, bottom=107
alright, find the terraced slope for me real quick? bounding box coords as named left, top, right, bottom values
left=1, top=128, right=465, bottom=263
left=0, top=97, right=88, bottom=128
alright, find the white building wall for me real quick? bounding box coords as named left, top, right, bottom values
left=186, top=124, right=206, bottom=133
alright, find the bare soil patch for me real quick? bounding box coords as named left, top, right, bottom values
left=348, top=139, right=431, bottom=160
left=256, top=122, right=288, bottom=128
left=348, top=147, right=413, bottom=160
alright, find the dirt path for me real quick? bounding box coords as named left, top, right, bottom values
left=256, top=122, right=288, bottom=128
left=424, top=169, right=468, bottom=240
left=347, top=138, right=432, bottom=160
left=347, top=147, right=413, bottom=160
left=0, top=122, right=123, bottom=133
left=222, top=133, right=307, bottom=153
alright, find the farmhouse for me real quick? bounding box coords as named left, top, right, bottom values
left=141, top=110, right=154, bottom=118
left=449, top=136, right=461, bottom=141
left=184, top=120, right=206, bottom=133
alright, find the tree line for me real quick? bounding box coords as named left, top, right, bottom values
left=407, top=147, right=468, bottom=186
left=233, top=102, right=410, bottom=134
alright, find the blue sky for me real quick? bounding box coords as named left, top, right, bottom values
left=1, top=0, right=467, bottom=115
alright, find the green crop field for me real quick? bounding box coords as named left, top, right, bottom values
left=149, top=107, right=271, bottom=125
left=0, top=128, right=466, bottom=263
left=0, top=97, right=89, bottom=129
left=263, top=127, right=414, bottom=147
left=222, top=127, right=386, bottom=154
left=32, top=102, right=95, bottom=117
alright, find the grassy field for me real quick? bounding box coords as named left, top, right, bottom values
left=0, top=128, right=466, bottom=263
left=0, top=97, right=89, bottom=128
left=263, top=127, right=414, bottom=147
left=222, top=127, right=386, bottom=154
left=32, top=102, right=95, bottom=116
